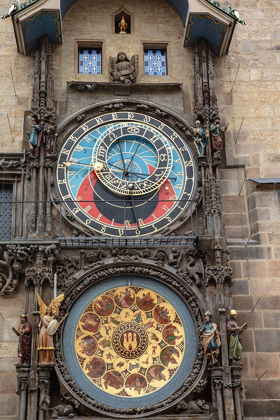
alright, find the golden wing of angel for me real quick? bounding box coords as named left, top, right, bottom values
left=37, top=293, right=64, bottom=317
left=49, top=294, right=64, bottom=315
left=37, top=293, right=47, bottom=318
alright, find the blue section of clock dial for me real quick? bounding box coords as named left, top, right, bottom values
left=107, top=136, right=158, bottom=182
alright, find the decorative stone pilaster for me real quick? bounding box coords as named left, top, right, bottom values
left=210, top=366, right=224, bottom=420
left=38, top=366, right=52, bottom=420
left=231, top=363, right=243, bottom=420
left=16, top=366, right=30, bottom=420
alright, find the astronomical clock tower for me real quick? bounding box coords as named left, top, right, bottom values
left=0, top=0, right=247, bottom=419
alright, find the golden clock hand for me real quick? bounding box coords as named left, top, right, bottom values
left=126, top=140, right=142, bottom=172
left=117, top=140, right=127, bottom=174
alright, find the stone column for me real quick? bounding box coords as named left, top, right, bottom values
left=38, top=366, right=52, bottom=420
left=16, top=366, right=30, bottom=420
left=231, top=363, right=243, bottom=420
left=210, top=366, right=224, bottom=420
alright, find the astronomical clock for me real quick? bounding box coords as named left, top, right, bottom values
left=51, top=101, right=208, bottom=418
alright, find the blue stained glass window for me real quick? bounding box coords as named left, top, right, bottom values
left=144, top=49, right=167, bottom=76
left=79, top=48, right=102, bottom=74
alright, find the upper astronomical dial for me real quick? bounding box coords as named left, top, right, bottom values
left=55, top=111, right=197, bottom=237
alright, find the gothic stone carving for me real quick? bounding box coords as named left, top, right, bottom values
left=109, top=52, right=138, bottom=83
left=174, top=399, right=210, bottom=414
left=205, top=266, right=233, bottom=286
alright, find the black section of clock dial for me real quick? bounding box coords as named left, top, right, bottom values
left=94, top=181, right=158, bottom=224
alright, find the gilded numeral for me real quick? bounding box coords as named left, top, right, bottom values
left=84, top=205, right=92, bottom=213
left=138, top=218, right=144, bottom=226
left=151, top=213, right=157, bottom=221
left=124, top=220, right=131, bottom=228
left=95, top=117, right=103, bottom=124
left=101, top=226, right=106, bottom=233
left=162, top=205, right=169, bottom=211
left=118, top=229, right=124, bottom=236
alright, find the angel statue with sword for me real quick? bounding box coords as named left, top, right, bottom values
left=37, top=293, right=64, bottom=364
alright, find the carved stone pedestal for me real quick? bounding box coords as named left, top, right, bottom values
left=231, top=363, right=243, bottom=420
left=38, top=365, right=53, bottom=420
left=210, top=366, right=224, bottom=420
left=16, top=365, right=30, bottom=420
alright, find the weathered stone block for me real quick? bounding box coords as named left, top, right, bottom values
left=248, top=353, right=280, bottom=379
left=0, top=394, right=18, bottom=416
left=221, top=196, right=246, bottom=213
left=232, top=280, right=249, bottom=295
left=267, top=260, right=280, bottom=277
left=0, top=373, right=17, bottom=393
left=241, top=329, right=255, bottom=353
left=229, top=246, right=272, bottom=261
left=250, top=278, right=280, bottom=295
left=263, top=312, right=280, bottom=328
left=243, top=399, right=280, bottom=417
left=0, top=358, right=17, bottom=373
left=230, top=261, right=242, bottom=280
left=255, top=329, right=280, bottom=352
left=242, top=261, right=268, bottom=278
left=233, top=296, right=254, bottom=311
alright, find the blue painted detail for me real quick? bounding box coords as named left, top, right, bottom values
left=184, top=14, right=227, bottom=55
left=22, top=11, right=62, bottom=55
left=164, top=0, right=189, bottom=23
left=63, top=276, right=197, bottom=409
left=60, top=0, right=189, bottom=22
left=144, top=50, right=167, bottom=76
left=79, top=48, right=102, bottom=74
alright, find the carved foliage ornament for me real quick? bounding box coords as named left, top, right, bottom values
left=54, top=263, right=205, bottom=417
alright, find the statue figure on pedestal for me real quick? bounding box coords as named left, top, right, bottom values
left=210, top=115, right=229, bottom=158
left=199, top=311, right=221, bottom=364
left=191, top=120, right=207, bottom=157
left=25, top=115, right=41, bottom=157
left=37, top=293, right=64, bottom=364
left=44, top=114, right=58, bottom=159
left=12, top=313, right=32, bottom=365
left=227, top=309, right=247, bottom=363
left=109, top=52, right=138, bottom=83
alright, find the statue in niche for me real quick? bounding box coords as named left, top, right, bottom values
left=109, top=52, right=138, bottom=84
left=25, top=114, right=42, bottom=158
left=118, top=14, right=128, bottom=33
left=199, top=311, right=221, bottom=365
left=210, top=115, right=229, bottom=158
left=191, top=120, right=207, bottom=157
left=185, top=246, right=204, bottom=287
left=12, top=313, right=32, bottom=365
left=227, top=309, right=247, bottom=363
left=43, top=114, right=58, bottom=159
left=37, top=293, right=64, bottom=364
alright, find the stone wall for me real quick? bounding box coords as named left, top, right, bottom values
left=217, top=0, right=280, bottom=416
left=0, top=286, right=25, bottom=419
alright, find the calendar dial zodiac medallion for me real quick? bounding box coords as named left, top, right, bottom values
left=75, top=286, right=185, bottom=398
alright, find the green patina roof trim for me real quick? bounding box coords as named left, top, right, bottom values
left=204, top=0, right=246, bottom=25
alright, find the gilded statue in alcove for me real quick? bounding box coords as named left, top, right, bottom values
left=118, top=14, right=128, bottom=33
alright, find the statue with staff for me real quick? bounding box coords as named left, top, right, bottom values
left=199, top=311, right=221, bottom=364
